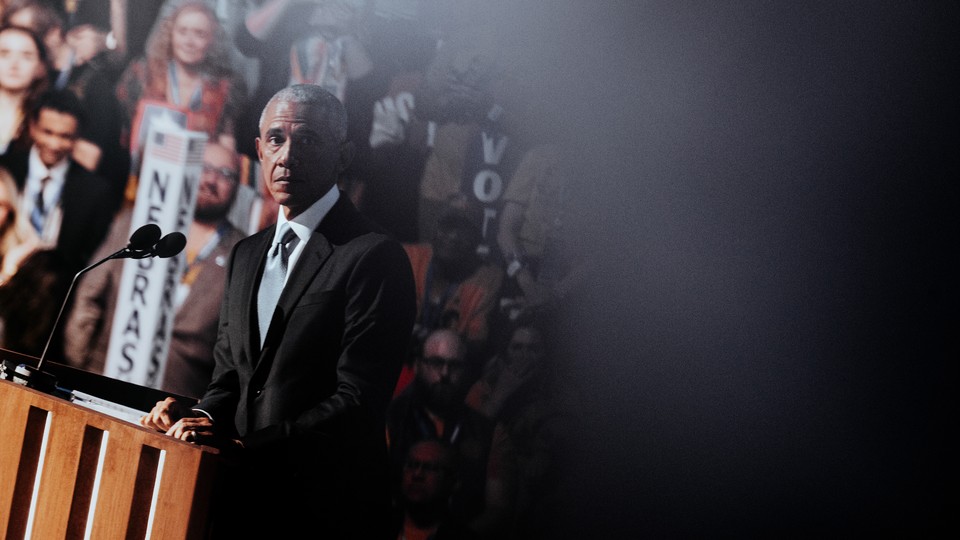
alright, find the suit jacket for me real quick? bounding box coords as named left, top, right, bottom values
left=196, top=194, right=416, bottom=537
left=0, top=149, right=114, bottom=358
left=0, top=148, right=114, bottom=273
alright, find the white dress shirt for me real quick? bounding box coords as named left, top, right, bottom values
left=22, top=146, right=69, bottom=243
left=272, top=185, right=339, bottom=287
left=191, top=186, right=340, bottom=423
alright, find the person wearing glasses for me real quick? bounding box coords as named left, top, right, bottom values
left=386, top=328, right=517, bottom=539
left=63, top=142, right=245, bottom=398
left=394, top=439, right=477, bottom=540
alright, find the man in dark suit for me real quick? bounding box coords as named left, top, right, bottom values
left=0, top=88, right=114, bottom=357
left=141, top=84, right=417, bottom=538
left=0, top=88, right=114, bottom=275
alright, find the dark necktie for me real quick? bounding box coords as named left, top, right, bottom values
left=257, top=224, right=298, bottom=347
left=30, top=176, right=51, bottom=234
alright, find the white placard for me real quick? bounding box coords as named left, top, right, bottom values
left=103, top=120, right=207, bottom=389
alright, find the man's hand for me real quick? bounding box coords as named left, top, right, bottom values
left=166, top=415, right=215, bottom=444
left=168, top=416, right=245, bottom=457
left=140, top=397, right=185, bottom=432
left=369, top=93, right=415, bottom=148
left=142, top=400, right=243, bottom=452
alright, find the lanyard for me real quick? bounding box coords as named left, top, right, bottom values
left=414, top=406, right=462, bottom=444
left=168, top=61, right=203, bottom=110
left=182, top=222, right=227, bottom=285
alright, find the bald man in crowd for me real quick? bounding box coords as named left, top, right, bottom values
left=386, top=328, right=517, bottom=539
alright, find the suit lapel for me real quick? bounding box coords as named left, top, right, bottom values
left=275, top=229, right=333, bottom=315
left=58, top=164, right=84, bottom=225
left=246, top=227, right=274, bottom=363
left=252, top=195, right=364, bottom=368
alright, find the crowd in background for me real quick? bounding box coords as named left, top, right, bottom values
left=0, top=1, right=590, bottom=537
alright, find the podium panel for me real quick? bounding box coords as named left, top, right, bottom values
left=0, top=379, right=218, bottom=539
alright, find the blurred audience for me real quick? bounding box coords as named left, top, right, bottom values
left=233, top=0, right=373, bottom=159
left=414, top=37, right=524, bottom=258
left=0, top=166, right=34, bottom=282
left=466, top=319, right=568, bottom=538
left=393, top=439, right=478, bottom=540
left=497, top=144, right=594, bottom=325
left=52, top=0, right=128, bottom=211
left=387, top=329, right=516, bottom=540
left=395, top=196, right=502, bottom=396
left=63, top=142, right=245, bottom=398
left=0, top=87, right=113, bottom=356
left=350, top=16, right=437, bottom=243
left=466, top=322, right=547, bottom=421
left=0, top=87, right=112, bottom=273
left=116, top=0, right=245, bottom=179
left=1, top=0, right=63, bottom=61
left=0, top=247, right=66, bottom=353
left=0, top=23, right=50, bottom=155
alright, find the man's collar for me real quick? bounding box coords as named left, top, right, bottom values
left=275, top=185, right=340, bottom=243
left=28, top=146, right=70, bottom=178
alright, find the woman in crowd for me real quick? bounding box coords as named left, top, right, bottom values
left=0, top=168, right=35, bottom=284
left=116, top=0, right=244, bottom=158
left=0, top=166, right=49, bottom=352
left=465, top=319, right=569, bottom=538
left=1, top=0, right=63, bottom=61
left=0, top=23, right=49, bottom=154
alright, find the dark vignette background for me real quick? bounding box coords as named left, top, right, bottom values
left=471, top=1, right=959, bottom=537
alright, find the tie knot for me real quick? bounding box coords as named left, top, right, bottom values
left=277, top=226, right=297, bottom=247
left=270, top=225, right=297, bottom=259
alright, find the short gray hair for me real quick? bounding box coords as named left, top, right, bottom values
left=258, top=84, right=349, bottom=142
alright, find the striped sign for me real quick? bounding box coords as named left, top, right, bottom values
left=104, top=123, right=209, bottom=390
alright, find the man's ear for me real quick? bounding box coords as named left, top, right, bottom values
left=338, top=140, right=355, bottom=172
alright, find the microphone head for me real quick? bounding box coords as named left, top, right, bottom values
left=153, top=232, right=187, bottom=258
left=128, top=223, right=162, bottom=250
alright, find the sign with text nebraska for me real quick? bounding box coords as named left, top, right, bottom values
left=104, top=122, right=207, bottom=389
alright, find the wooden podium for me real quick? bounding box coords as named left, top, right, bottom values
left=0, top=349, right=219, bottom=539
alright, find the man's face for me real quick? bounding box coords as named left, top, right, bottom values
left=433, top=219, right=478, bottom=264
left=506, top=327, right=544, bottom=366
left=67, top=26, right=106, bottom=65
left=401, top=441, right=452, bottom=505
left=30, top=109, right=79, bottom=168
left=194, top=145, right=238, bottom=222
left=416, top=334, right=468, bottom=412
left=256, top=99, right=344, bottom=218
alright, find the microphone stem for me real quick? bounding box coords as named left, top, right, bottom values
left=36, top=249, right=126, bottom=372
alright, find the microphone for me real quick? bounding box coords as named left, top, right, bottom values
left=153, top=232, right=187, bottom=258
left=128, top=223, right=162, bottom=250
left=2, top=224, right=188, bottom=392
left=114, top=223, right=162, bottom=260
